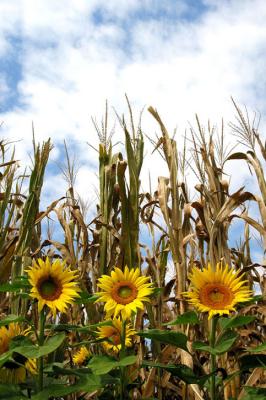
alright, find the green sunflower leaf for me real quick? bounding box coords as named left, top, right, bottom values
left=12, top=332, right=66, bottom=359
left=31, top=374, right=104, bottom=399
left=0, top=315, right=26, bottom=326
left=118, top=355, right=137, bottom=367
left=215, top=330, right=238, bottom=353
left=138, top=329, right=189, bottom=352
left=193, top=330, right=238, bottom=355
left=87, top=355, right=137, bottom=375
left=163, top=311, right=200, bottom=326
left=142, top=361, right=213, bottom=385
left=0, top=280, right=30, bottom=292
left=219, top=315, right=256, bottom=330
left=192, top=342, right=213, bottom=354
left=10, top=335, right=33, bottom=349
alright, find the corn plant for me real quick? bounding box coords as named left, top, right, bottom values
left=0, top=101, right=264, bottom=400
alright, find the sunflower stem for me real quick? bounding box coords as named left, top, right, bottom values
left=38, top=308, right=46, bottom=392
left=210, top=316, right=218, bottom=400
left=120, top=319, right=127, bottom=400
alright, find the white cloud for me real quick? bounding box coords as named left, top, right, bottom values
left=0, top=0, right=265, bottom=210
left=0, top=1, right=22, bottom=55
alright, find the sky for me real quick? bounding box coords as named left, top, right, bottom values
left=0, top=0, right=265, bottom=263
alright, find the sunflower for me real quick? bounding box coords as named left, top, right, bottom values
left=73, top=347, right=91, bottom=366
left=26, top=258, right=80, bottom=317
left=97, top=318, right=136, bottom=353
left=96, top=266, right=153, bottom=319
left=0, top=323, right=36, bottom=383
left=183, top=263, right=252, bottom=319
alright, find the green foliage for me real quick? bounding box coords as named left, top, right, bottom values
left=138, top=329, right=189, bottom=352
left=142, top=361, right=213, bottom=385
left=0, top=333, right=66, bottom=367
left=31, top=373, right=105, bottom=399
left=164, top=311, right=200, bottom=326
left=193, top=330, right=238, bottom=355
left=242, top=386, right=266, bottom=400
left=0, top=277, right=30, bottom=292
left=219, top=315, right=256, bottom=330
left=0, top=315, right=26, bottom=326
left=0, top=384, right=28, bottom=399
left=88, top=355, right=137, bottom=375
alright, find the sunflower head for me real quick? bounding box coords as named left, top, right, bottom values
left=26, top=258, right=80, bottom=317
left=73, top=347, right=91, bottom=366
left=97, top=318, right=136, bottom=353
left=96, top=266, right=153, bottom=319
left=183, top=263, right=252, bottom=319
left=0, top=323, right=36, bottom=383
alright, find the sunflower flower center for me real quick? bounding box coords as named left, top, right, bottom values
left=199, top=283, right=234, bottom=309
left=37, top=276, right=62, bottom=300
left=118, top=286, right=132, bottom=298
left=111, top=281, right=138, bottom=305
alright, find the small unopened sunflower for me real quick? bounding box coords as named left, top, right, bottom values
left=0, top=323, right=36, bottom=384
left=26, top=258, right=80, bottom=317
left=96, top=266, right=153, bottom=319
left=73, top=347, right=90, bottom=366
left=97, top=318, right=135, bottom=353
left=183, top=263, right=252, bottom=320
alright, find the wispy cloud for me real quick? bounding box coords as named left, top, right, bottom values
left=0, top=0, right=265, bottom=208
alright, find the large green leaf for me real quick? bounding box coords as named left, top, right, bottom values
left=242, top=386, right=266, bottom=400
left=193, top=331, right=238, bottom=355
left=142, top=361, right=213, bottom=385
left=0, top=334, right=66, bottom=367
left=138, top=329, right=188, bottom=352
left=192, top=341, right=211, bottom=353
left=88, top=355, right=137, bottom=375
left=164, top=311, right=199, bottom=326
left=14, top=333, right=66, bottom=359
left=219, top=315, right=256, bottom=330
left=118, top=355, right=137, bottom=367
left=0, top=315, right=26, bottom=326
left=215, top=330, right=238, bottom=353
left=31, top=374, right=104, bottom=399
left=50, top=364, right=119, bottom=389
left=0, top=281, right=30, bottom=292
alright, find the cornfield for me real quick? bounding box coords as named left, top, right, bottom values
left=0, top=99, right=265, bottom=400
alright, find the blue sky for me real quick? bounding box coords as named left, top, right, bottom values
left=0, top=0, right=265, bottom=264
left=0, top=1, right=211, bottom=114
